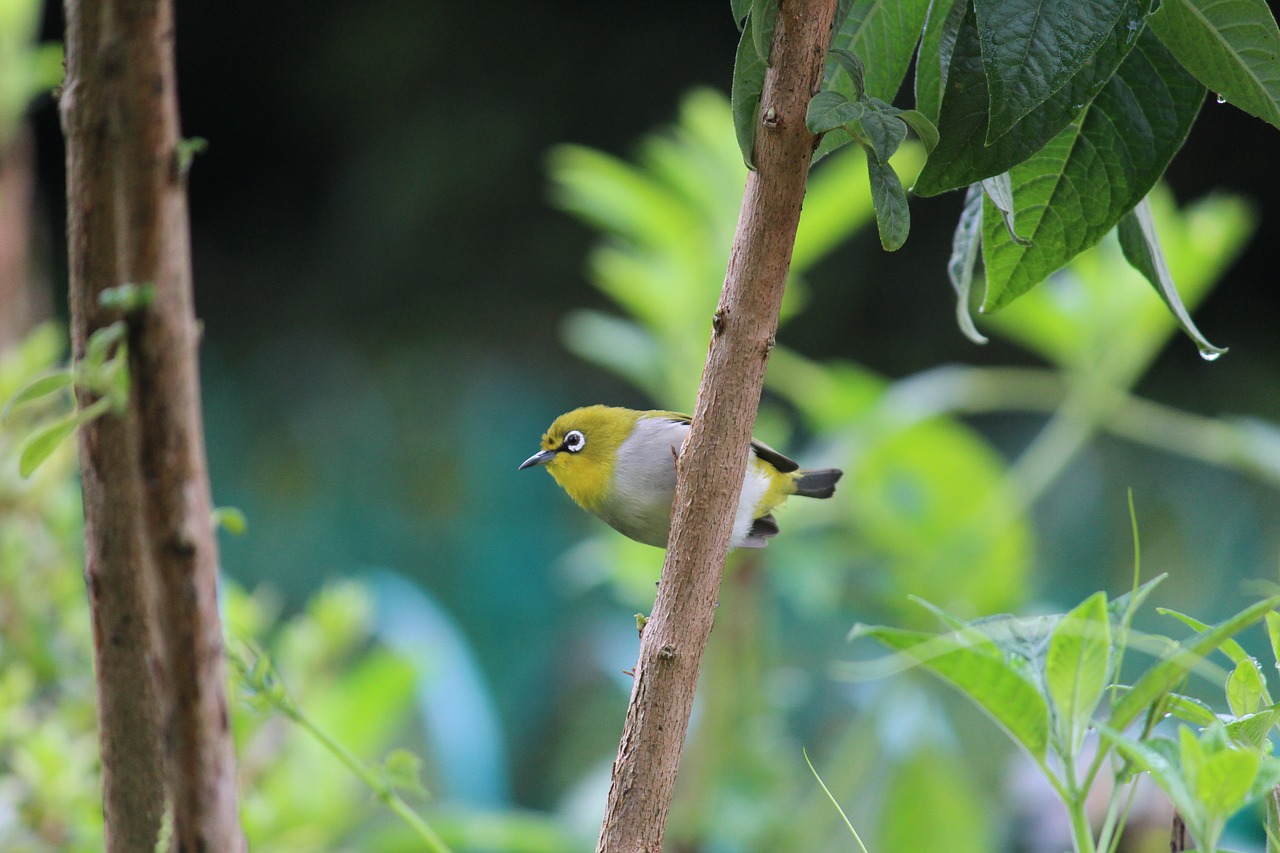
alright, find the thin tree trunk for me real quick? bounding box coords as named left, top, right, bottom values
left=595, top=2, right=835, bottom=850
left=60, top=0, right=242, bottom=850
left=0, top=124, right=49, bottom=351
left=1170, top=811, right=1191, bottom=851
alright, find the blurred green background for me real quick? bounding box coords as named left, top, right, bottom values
left=4, top=1, right=1280, bottom=850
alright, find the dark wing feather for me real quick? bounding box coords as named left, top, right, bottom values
left=655, top=411, right=799, bottom=473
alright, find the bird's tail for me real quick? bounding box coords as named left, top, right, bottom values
left=792, top=468, right=842, bottom=499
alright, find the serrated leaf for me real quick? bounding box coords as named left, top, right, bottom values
left=974, top=0, right=1147, bottom=139
left=1227, top=657, right=1268, bottom=717
left=829, top=0, right=932, bottom=102
left=916, top=0, right=967, bottom=124
left=1111, top=596, right=1280, bottom=731
left=867, top=157, right=910, bottom=251
left=947, top=184, right=989, bottom=344
left=732, top=16, right=768, bottom=169
left=1147, top=0, right=1280, bottom=131
left=751, top=0, right=779, bottom=63
left=855, top=624, right=1051, bottom=759
left=1046, top=592, right=1111, bottom=755
left=1118, top=197, right=1228, bottom=358
left=18, top=415, right=77, bottom=477
left=914, top=5, right=1145, bottom=196
left=807, top=91, right=863, bottom=134
left=2, top=370, right=72, bottom=420
left=981, top=28, right=1204, bottom=311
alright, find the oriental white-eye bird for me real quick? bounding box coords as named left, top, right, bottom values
left=519, top=405, right=842, bottom=549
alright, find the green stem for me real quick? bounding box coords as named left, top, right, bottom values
left=283, top=706, right=454, bottom=853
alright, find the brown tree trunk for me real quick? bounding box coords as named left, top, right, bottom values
left=594, top=2, right=835, bottom=850
left=0, top=124, right=50, bottom=351
left=60, top=0, right=242, bottom=850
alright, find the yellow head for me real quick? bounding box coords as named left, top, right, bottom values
left=518, top=406, right=642, bottom=512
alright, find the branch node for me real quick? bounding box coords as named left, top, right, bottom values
left=657, top=644, right=676, bottom=662
left=712, top=307, right=727, bottom=336
left=762, top=105, right=780, bottom=128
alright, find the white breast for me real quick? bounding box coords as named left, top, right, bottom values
left=596, top=417, right=773, bottom=549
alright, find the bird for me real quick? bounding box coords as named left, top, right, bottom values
left=519, top=405, right=842, bottom=549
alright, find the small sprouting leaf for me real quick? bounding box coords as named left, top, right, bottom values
left=176, top=137, right=209, bottom=176
left=384, top=748, right=430, bottom=799
left=853, top=624, right=1051, bottom=759
left=731, top=16, right=768, bottom=168
left=857, top=105, right=908, bottom=163
left=867, top=157, right=910, bottom=251
left=98, top=282, right=156, bottom=313
left=751, top=0, right=779, bottom=62
left=1046, top=592, right=1111, bottom=755
left=18, top=415, right=78, bottom=477
left=947, top=184, right=989, bottom=344
left=2, top=370, right=72, bottom=421
left=85, top=321, right=126, bottom=367
left=828, top=48, right=867, bottom=101
left=807, top=91, right=863, bottom=134
left=1117, top=196, right=1228, bottom=359
left=212, top=506, right=249, bottom=536
left=1226, top=657, right=1268, bottom=717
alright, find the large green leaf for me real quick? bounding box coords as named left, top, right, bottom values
left=1147, top=0, right=1280, bottom=131
left=854, top=625, right=1051, bottom=759
left=982, top=28, right=1204, bottom=311
left=1045, top=592, right=1111, bottom=755
left=829, top=0, right=933, bottom=102
left=974, top=0, right=1145, bottom=139
left=915, top=0, right=966, bottom=125
left=914, top=5, right=1143, bottom=196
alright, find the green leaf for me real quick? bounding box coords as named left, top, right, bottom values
left=1182, top=725, right=1259, bottom=817
left=807, top=91, right=863, bottom=134
left=853, top=625, right=1051, bottom=759
left=1164, top=692, right=1220, bottom=726
left=916, top=0, right=966, bottom=124
left=1226, top=706, right=1279, bottom=750
left=1046, top=592, right=1111, bottom=754
left=879, top=748, right=993, bottom=853
left=914, top=5, right=1144, bottom=196
left=974, top=0, right=1147, bottom=139
left=1103, top=729, right=1196, bottom=820
left=384, top=748, right=430, bottom=799
left=1111, top=596, right=1280, bottom=731
left=731, top=0, right=752, bottom=27
left=731, top=16, right=768, bottom=169
left=1147, top=0, right=1280, bottom=131
left=892, top=109, right=939, bottom=152
left=84, top=321, right=126, bottom=368
left=18, top=415, right=77, bottom=477
left=1267, top=610, right=1280, bottom=667
left=1227, top=657, right=1268, bottom=717
left=1117, top=197, right=1228, bottom=359
left=212, top=506, right=249, bottom=536
left=1157, top=607, right=1250, bottom=665
left=981, top=28, right=1204, bottom=311
left=828, top=0, right=932, bottom=102
left=947, top=184, right=989, bottom=344
left=979, top=173, right=1029, bottom=245
left=856, top=106, right=908, bottom=163
left=827, top=48, right=867, bottom=101
left=751, top=0, right=779, bottom=63
left=867, top=157, right=910, bottom=250
left=2, top=370, right=72, bottom=420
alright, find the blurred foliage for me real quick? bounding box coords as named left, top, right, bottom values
left=0, top=0, right=60, bottom=144
left=543, top=88, right=1280, bottom=851
left=0, top=329, right=579, bottom=852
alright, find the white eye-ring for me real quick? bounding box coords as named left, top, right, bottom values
left=563, top=430, right=586, bottom=452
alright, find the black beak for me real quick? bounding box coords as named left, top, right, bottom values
left=518, top=449, right=557, bottom=470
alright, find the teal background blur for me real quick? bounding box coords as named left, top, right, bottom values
left=14, top=1, right=1280, bottom=849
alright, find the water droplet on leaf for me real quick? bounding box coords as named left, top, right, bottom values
left=1199, top=347, right=1224, bottom=362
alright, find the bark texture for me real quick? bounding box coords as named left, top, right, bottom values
left=595, top=2, right=835, bottom=850
left=61, top=0, right=242, bottom=850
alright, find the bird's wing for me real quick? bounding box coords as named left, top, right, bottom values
left=652, top=412, right=800, bottom=474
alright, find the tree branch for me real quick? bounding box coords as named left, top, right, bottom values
left=595, top=2, right=835, bottom=850
left=61, top=0, right=242, bottom=849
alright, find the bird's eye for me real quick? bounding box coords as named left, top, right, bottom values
left=563, top=430, right=585, bottom=452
